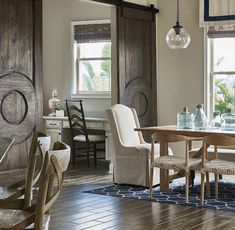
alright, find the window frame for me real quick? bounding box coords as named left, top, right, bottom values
left=205, top=28, right=235, bottom=118
left=71, top=20, right=111, bottom=99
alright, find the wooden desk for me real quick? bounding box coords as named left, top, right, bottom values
left=135, top=125, right=235, bottom=192
left=43, top=116, right=115, bottom=173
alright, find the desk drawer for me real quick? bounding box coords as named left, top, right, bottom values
left=45, top=120, right=62, bottom=129
left=63, top=121, right=70, bottom=128
left=86, top=122, right=104, bottom=130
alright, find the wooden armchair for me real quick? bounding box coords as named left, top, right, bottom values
left=0, top=152, right=63, bottom=230
left=201, top=134, right=235, bottom=205
left=0, top=137, right=14, bottom=165
left=150, top=133, right=205, bottom=203
left=0, top=131, right=50, bottom=209
left=48, top=141, right=71, bottom=180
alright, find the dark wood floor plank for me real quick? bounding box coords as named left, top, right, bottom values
left=207, top=220, right=235, bottom=230
left=49, top=160, right=235, bottom=230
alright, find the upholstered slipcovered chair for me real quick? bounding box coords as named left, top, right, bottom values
left=106, top=104, right=171, bottom=187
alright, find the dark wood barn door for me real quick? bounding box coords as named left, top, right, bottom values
left=0, top=0, right=42, bottom=170
left=117, top=6, right=157, bottom=128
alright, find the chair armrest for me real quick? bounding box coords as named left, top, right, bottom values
left=0, top=199, right=25, bottom=210
left=8, top=179, right=25, bottom=189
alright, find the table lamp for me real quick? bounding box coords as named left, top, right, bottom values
left=48, top=90, right=61, bottom=116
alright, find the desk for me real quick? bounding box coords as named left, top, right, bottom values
left=135, top=125, right=235, bottom=192
left=43, top=116, right=114, bottom=173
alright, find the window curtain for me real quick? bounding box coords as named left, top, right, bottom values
left=200, top=0, right=235, bottom=27
left=74, top=23, right=111, bottom=43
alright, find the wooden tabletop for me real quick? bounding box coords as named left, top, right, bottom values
left=135, top=125, right=235, bottom=137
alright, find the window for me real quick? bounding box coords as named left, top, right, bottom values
left=78, top=42, right=111, bottom=92
left=206, top=26, right=235, bottom=117
left=71, top=20, right=111, bottom=98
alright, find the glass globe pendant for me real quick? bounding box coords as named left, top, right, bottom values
left=166, top=0, right=190, bottom=49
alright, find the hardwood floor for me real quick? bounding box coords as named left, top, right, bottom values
left=50, top=160, right=235, bottom=230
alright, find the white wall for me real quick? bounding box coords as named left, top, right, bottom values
left=157, top=0, right=204, bottom=126
left=156, top=0, right=204, bottom=155
left=43, top=0, right=112, bottom=117
left=43, top=0, right=204, bottom=128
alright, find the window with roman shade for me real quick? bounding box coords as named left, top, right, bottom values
left=71, top=20, right=111, bottom=97
left=201, top=1, right=235, bottom=117
left=74, top=23, right=111, bottom=43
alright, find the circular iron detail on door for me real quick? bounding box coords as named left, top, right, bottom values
left=0, top=72, right=36, bottom=144
left=1, top=90, right=28, bottom=125
left=124, top=78, right=150, bottom=119
left=130, top=91, right=148, bottom=117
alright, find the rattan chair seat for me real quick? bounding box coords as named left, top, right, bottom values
left=204, top=159, right=235, bottom=175
left=152, top=155, right=201, bottom=171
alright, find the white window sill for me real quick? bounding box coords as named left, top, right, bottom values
left=71, top=92, right=111, bottom=99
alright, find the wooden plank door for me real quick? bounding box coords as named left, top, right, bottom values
left=0, top=0, right=42, bottom=170
left=117, top=6, right=157, bottom=128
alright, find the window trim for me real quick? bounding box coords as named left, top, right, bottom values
left=204, top=27, right=210, bottom=118
left=71, top=19, right=111, bottom=99
left=71, top=91, right=111, bottom=99
left=205, top=28, right=235, bottom=118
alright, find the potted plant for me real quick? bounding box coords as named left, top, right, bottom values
left=55, top=103, right=65, bottom=117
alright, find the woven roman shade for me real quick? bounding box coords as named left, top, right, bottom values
left=207, top=24, right=235, bottom=38
left=74, top=23, right=111, bottom=43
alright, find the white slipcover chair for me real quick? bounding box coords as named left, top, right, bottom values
left=106, top=104, right=169, bottom=187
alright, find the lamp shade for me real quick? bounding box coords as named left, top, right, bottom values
left=166, top=26, right=191, bottom=49
left=166, top=0, right=191, bottom=49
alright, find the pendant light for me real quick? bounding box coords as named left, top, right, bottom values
left=166, top=0, right=190, bottom=49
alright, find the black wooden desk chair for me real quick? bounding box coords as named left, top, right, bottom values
left=66, top=99, right=105, bottom=166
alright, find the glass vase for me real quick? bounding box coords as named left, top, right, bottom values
left=194, top=104, right=207, bottom=130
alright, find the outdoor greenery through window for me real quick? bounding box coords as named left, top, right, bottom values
left=78, top=42, right=111, bottom=92
left=72, top=20, right=111, bottom=96
left=209, top=37, right=235, bottom=114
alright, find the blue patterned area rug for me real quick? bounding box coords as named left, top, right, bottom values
left=83, top=180, right=235, bottom=212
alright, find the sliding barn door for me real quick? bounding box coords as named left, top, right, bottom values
left=0, top=0, right=42, bottom=170
left=117, top=6, right=157, bottom=127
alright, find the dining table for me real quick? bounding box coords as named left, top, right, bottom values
left=135, top=125, right=235, bottom=192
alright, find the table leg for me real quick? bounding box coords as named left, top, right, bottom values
left=160, top=141, right=169, bottom=192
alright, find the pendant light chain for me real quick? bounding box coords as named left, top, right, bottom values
left=176, top=0, right=180, bottom=23
left=165, top=0, right=191, bottom=49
